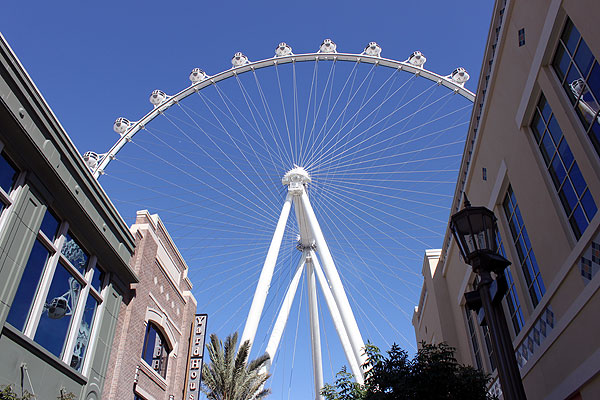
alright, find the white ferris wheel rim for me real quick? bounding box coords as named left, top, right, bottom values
left=93, top=51, right=474, bottom=178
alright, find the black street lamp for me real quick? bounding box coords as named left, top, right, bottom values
left=450, top=196, right=527, bottom=400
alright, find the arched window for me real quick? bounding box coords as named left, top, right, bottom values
left=141, top=322, right=170, bottom=378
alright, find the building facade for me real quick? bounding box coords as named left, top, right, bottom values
left=0, top=34, right=138, bottom=399
left=413, top=0, right=600, bottom=399
left=103, top=210, right=198, bottom=400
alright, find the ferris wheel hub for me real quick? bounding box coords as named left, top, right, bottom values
left=282, top=166, right=311, bottom=195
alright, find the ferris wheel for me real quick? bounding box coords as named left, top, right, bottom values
left=84, top=39, right=474, bottom=399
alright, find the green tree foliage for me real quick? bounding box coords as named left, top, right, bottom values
left=0, top=385, right=76, bottom=400
left=321, top=367, right=366, bottom=400
left=322, top=342, right=496, bottom=400
left=201, top=332, right=271, bottom=400
left=0, top=386, right=32, bottom=400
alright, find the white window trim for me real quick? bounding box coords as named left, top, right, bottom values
left=18, top=218, right=106, bottom=375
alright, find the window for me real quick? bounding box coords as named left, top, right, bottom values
left=0, top=151, right=19, bottom=214
left=481, top=324, right=496, bottom=372
left=142, top=322, right=170, bottom=379
left=552, top=18, right=600, bottom=157
left=497, top=233, right=525, bottom=334
left=6, top=210, right=105, bottom=373
left=531, top=94, right=597, bottom=239
left=503, top=185, right=546, bottom=307
left=465, top=308, right=483, bottom=370
left=518, top=28, right=525, bottom=47
left=472, top=276, right=496, bottom=372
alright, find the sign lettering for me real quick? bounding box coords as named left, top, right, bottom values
left=184, top=314, right=207, bottom=400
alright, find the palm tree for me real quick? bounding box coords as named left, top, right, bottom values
left=201, top=332, right=271, bottom=400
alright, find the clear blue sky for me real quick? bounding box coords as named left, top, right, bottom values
left=1, top=1, right=493, bottom=399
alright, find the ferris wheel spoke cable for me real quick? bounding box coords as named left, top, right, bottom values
left=313, top=194, right=418, bottom=309
left=309, top=83, right=446, bottom=171
left=272, top=63, right=294, bottom=165
left=312, top=90, right=462, bottom=172
left=324, top=106, right=470, bottom=173
left=252, top=69, right=294, bottom=166
left=232, top=74, right=290, bottom=173
left=121, top=198, right=278, bottom=235
left=298, top=59, right=320, bottom=166
left=317, top=181, right=448, bottom=236
left=104, top=171, right=273, bottom=232
left=204, top=241, right=298, bottom=327
left=322, top=172, right=456, bottom=196
left=202, top=87, right=284, bottom=210
left=315, top=183, right=427, bottom=262
left=303, top=60, right=361, bottom=166
left=314, top=185, right=422, bottom=285
left=133, top=127, right=281, bottom=224
left=320, top=65, right=401, bottom=162
left=325, top=183, right=449, bottom=227
left=305, top=60, right=338, bottom=167
left=328, top=90, right=459, bottom=176
left=306, top=62, right=376, bottom=168
left=174, top=97, right=280, bottom=174
left=292, top=61, right=300, bottom=163
left=325, top=179, right=450, bottom=210
left=177, top=99, right=282, bottom=217
left=341, top=273, right=414, bottom=350
left=205, top=269, right=261, bottom=317
left=305, top=74, right=430, bottom=169
left=320, top=123, right=468, bottom=176
left=236, top=71, right=289, bottom=167
left=106, top=157, right=277, bottom=231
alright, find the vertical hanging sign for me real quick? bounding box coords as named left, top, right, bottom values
left=184, top=314, right=208, bottom=400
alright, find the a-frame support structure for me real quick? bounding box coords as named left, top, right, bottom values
left=240, top=167, right=366, bottom=399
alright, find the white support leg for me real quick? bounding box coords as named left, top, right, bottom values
left=310, top=250, right=363, bottom=383
left=264, top=252, right=307, bottom=366
left=306, top=258, right=324, bottom=399
left=241, top=192, right=294, bottom=353
left=300, top=191, right=367, bottom=371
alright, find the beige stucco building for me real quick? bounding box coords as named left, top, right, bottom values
left=412, top=0, right=600, bottom=399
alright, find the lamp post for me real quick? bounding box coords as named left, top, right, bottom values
left=450, top=196, right=527, bottom=400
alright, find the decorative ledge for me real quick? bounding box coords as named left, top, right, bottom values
left=515, top=305, right=555, bottom=368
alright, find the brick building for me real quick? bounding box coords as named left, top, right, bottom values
left=103, top=210, right=198, bottom=400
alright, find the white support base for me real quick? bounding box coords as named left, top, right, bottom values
left=242, top=180, right=365, bottom=390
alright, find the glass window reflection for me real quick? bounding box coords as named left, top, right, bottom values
left=503, top=185, right=546, bottom=307
left=70, top=294, right=98, bottom=371
left=6, top=240, right=50, bottom=331
left=552, top=18, right=600, bottom=157
left=34, top=264, right=81, bottom=358
left=61, top=232, right=89, bottom=273
left=531, top=95, right=596, bottom=239
left=91, top=266, right=104, bottom=292
left=0, top=152, right=18, bottom=194
left=40, top=210, right=60, bottom=241
left=142, top=323, right=169, bottom=378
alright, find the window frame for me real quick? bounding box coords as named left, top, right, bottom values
left=496, top=232, right=525, bottom=335
left=141, top=321, right=171, bottom=379
left=502, top=185, right=546, bottom=308
left=0, top=144, right=26, bottom=232
left=7, top=212, right=107, bottom=375
left=464, top=306, right=483, bottom=371
left=529, top=93, right=597, bottom=240
left=550, top=17, right=600, bottom=159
